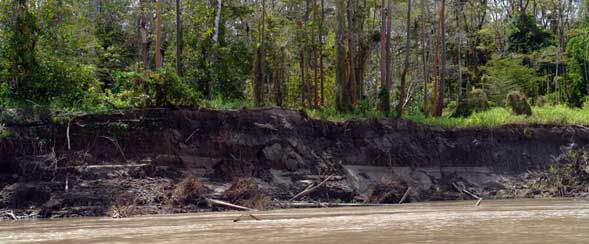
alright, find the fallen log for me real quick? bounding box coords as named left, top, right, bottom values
left=233, top=214, right=261, bottom=222
left=1, top=211, right=17, bottom=221
left=398, top=187, right=412, bottom=204
left=206, top=198, right=257, bottom=211
left=452, top=183, right=483, bottom=207
left=276, top=201, right=399, bottom=209
left=289, top=175, right=334, bottom=202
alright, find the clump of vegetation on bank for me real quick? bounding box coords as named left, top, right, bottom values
left=170, top=176, right=206, bottom=206
left=528, top=148, right=589, bottom=197
left=224, top=177, right=271, bottom=210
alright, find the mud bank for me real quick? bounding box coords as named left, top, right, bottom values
left=1, top=108, right=588, bottom=220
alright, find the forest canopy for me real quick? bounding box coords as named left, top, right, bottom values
left=0, top=0, right=589, bottom=124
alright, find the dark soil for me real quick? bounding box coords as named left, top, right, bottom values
left=1, top=108, right=589, bottom=220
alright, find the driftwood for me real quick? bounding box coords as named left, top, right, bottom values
left=233, top=214, right=261, bottom=222
left=1, top=211, right=17, bottom=221
left=452, top=183, right=483, bottom=207
left=398, top=187, right=412, bottom=204
left=254, top=122, right=277, bottom=131
left=277, top=201, right=398, bottom=208
left=184, top=129, right=200, bottom=143
left=206, top=198, right=256, bottom=211
left=67, top=119, right=73, bottom=150
left=289, top=175, right=334, bottom=202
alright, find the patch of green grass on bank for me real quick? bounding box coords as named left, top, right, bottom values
left=305, top=108, right=384, bottom=122
left=304, top=105, right=589, bottom=128
left=201, top=97, right=255, bottom=110
left=406, top=105, right=589, bottom=128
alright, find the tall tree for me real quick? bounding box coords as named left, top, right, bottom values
left=313, top=0, right=319, bottom=110
left=320, top=0, right=325, bottom=106
left=347, top=0, right=357, bottom=106
left=335, top=0, right=350, bottom=111
left=432, top=0, right=446, bottom=117
left=155, top=0, right=162, bottom=69
left=254, top=0, right=266, bottom=106
left=139, top=0, right=150, bottom=71
left=396, top=0, right=412, bottom=119
left=420, top=0, right=430, bottom=115
left=176, top=0, right=183, bottom=76
left=379, top=0, right=388, bottom=114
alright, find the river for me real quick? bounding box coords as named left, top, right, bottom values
left=1, top=199, right=588, bottom=244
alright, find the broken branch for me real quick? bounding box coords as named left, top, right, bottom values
left=206, top=198, right=257, bottom=211
left=289, top=175, right=334, bottom=202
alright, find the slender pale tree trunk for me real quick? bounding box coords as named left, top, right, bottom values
left=432, top=0, right=446, bottom=117
left=176, top=0, right=183, bottom=76
left=155, top=0, right=162, bottom=69
left=379, top=0, right=387, bottom=113
left=254, top=0, right=266, bottom=107
left=139, top=0, right=150, bottom=71
left=396, top=0, right=411, bottom=119
left=313, top=0, right=319, bottom=110
left=456, top=1, right=464, bottom=102
left=320, top=0, right=325, bottom=106
left=420, top=0, right=429, bottom=115
left=209, top=0, right=223, bottom=97
left=335, top=0, right=349, bottom=111
left=347, top=0, right=357, bottom=106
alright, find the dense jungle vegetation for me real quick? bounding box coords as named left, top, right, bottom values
left=1, top=0, right=589, bottom=127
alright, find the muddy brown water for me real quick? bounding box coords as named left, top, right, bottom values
left=1, top=199, right=589, bottom=244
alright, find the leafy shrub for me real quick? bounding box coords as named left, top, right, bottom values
left=171, top=176, right=205, bottom=206
left=452, top=89, right=490, bottom=118
left=144, top=66, right=201, bottom=107
left=482, top=55, right=542, bottom=106
left=506, top=91, right=532, bottom=116
left=224, top=177, right=270, bottom=210
left=536, top=96, right=547, bottom=107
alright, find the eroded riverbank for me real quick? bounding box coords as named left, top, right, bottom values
left=1, top=108, right=589, bottom=220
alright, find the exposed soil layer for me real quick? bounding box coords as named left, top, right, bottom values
left=1, top=108, right=588, bottom=220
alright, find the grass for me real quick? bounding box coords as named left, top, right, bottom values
left=4, top=93, right=589, bottom=129
left=406, top=105, right=589, bottom=128
left=305, top=105, right=589, bottom=128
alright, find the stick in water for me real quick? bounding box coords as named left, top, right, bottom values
left=289, top=175, right=334, bottom=202
left=206, top=198, right=256, bottom=211
left=399, top=187, right=412, bottom=204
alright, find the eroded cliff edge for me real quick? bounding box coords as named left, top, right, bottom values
left=1, top=108, right=588, bottom=219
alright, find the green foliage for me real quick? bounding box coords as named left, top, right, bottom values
left=508, top=13, right=552, bottom=54
left=506, top=91, right=532, bottom=116
left=482, top=55, right=541, bottom=105
left=451, top=89, right=490, bottom=118
left=528, top=148, right=589, bottom=196
left=144, top=66, right=202, bottom=107
left=407, top=105, right=589, bottom=128
left=565, top=28, right=589, bottom=107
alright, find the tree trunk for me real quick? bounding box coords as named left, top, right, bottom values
left=209, top=0, right=223, bottom=97
left=254, top=0, right=266, bottom=107
left=432, top=0, right=446, bottom=117
left=335, top=0, right=349, bottom=111
left=383, top=0, right=394, bottom=115
left=155, top=0, right=162, bottom=69
left=347, top=0, right=357, bottom=107
left=274, top=47, right=286, bottom=107
left=176, top=0, right=183, bottom=76
left=420, top=0, right=430, bottom=115
left=139, top=0, right=150, bottom=71
left=313, top=0, right=319, bottom=110
left=396, top=0, right=411, bottom=119
left=320, top=0, right=325, bottom=106
left=379, top=0, right=387, bottom=113
left=456, top=1, right=464, bottom=102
